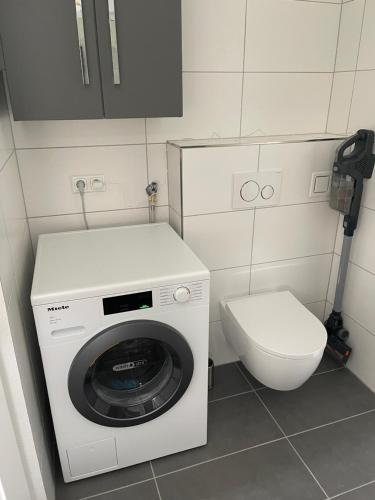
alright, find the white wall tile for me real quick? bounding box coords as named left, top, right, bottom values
left=146, top=73, right=242, bottom=143
left=357, top=0, right=375, bottom=70
left=327, top=72, right=356, bottom=134
left=28, top=207, right=168, bottom=252
left=0, top=154, right=29, bottom=304
left=241, top=73, right=333, bottom=136
left=182, top=145, right=259, bottom=216
left=0, top=153, right=27, bottom=228
left=305, top=301, right=326, bottom=322
left=209, top=321, right=238, bottom=366
left=250, top=254, right=332, bottom=305
left=0, top=198, right=14, bottom=303
left=11, top=118, right=146, bottom=149
left=335, top=0, right=365, bottom=72
left=328, top=256, right=375, bottom=335
left=259, top=140, right=341, bottom=205
left=210, top=266, right=250, bottom=322
left=348, top=70, right=375, bottom=132
left=343, top=313, right=375, bottom=392
left=169, top=208, right=182, bottom=236
left=335, top=208, right=375, bottom=275
left=245, top=0, right=339, bottom=72
left=167, top=144, right=182, bottom=215
left=146, top=144, right=168, bottom=206
left=18, top=146, right=148, bottom=217
left=182, top=0, right=246, bottom=72
left=252, top=202, right=338, bottom=264
left=0, top=79, right=14, bottom=168
left=327, top=254, right=339, bottom=304
left=363, top=177, right=375, bottom=212
left=183, top=211, right=254, bottom=270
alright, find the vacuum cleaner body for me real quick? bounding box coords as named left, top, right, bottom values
left=325, top=129, right=375, bottom=364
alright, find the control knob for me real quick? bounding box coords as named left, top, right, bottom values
left=174, top=286, right=191, bottom=303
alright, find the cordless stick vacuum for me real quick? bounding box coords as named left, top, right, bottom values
left=325, top=129, right=375, bottom=365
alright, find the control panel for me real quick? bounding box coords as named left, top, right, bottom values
left=159, top=282, right=205, bottom=307
left=232, top=171, right=282, bottom=209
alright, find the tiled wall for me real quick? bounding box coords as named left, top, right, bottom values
left=8, top=0, right=343, bottom=244
left=168, top=138, right=341, bottom=364
left=326, top=0, right=375, bottom=392
left=0, top=78, right=54, bottom=498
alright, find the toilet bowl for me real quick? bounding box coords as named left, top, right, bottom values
left=220, top=291, right=327, bottom=391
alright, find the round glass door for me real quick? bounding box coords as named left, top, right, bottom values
left=68, top=320, right=194, bottom=427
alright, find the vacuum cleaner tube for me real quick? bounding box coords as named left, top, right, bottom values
left=329, top=171, right=355, bottom=215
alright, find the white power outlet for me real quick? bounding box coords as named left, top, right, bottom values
left=72, top=175, right=106, bottom=193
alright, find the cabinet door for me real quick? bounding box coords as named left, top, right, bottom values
left=0, top=0, right=103, bottom=120
left=95, top=0, right=182, bottom=118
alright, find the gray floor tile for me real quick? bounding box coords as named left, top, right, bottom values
left=236, top=361, right=265, bottom=389
left=56, top=462, right=153, bottom=500
left=314, top=354, right=343, bottom=374
left=208, top=362, right=251, bottom=402
left=290, top=411, right=375, bottom=497
left=152, top=392, right=282, bottom=476
left=91, top=480, right=159, bottom=500
left=259, top=369, right=375, bottom=435
left=335, top=482, right=375, bottom=499
left=156, top=439, right=325, bottom=500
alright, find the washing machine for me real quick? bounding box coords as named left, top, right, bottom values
left=31, top=223, right=210, bottom=482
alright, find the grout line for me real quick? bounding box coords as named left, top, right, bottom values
left=235, top=359, right=257, bottom=391
left=345, top=0, right=367, bottom=133
left=287, top=408, right=375, bottom=440
left=287, top=439, right=330, bottom=499
left=312, top=367, right=344, bottom=377
left=329, top=478, right=375, bottom=499
left=79, top=478, right=155, bottom=500
left=326, top=301, right=375, bottom=341
left=16, top=142, right=148, bottom=151
left=325, top=0, right=343, bottom=133
left=153, top=437, right=287, bottom=481
left=0, top=150, right=14, bottom=173
left=332, top=251, right=375, bottom=280
left=238, top=0, right=248, bottom=137
left=184, top=199, right=332, bottom=219
left=208, top=389, right=255, bottom=405
left=234, top=363, right=330, bottom=498
left=27, top=205, right=169, bottom=220
left=150, top=462, right=162, bottom=500
left=257, top=395, right=330, bottom=498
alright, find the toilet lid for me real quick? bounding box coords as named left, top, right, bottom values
left=225, top=291, right=327, bottom=360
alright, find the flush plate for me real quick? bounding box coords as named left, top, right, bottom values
left=233, top=171, right=282, bottom=209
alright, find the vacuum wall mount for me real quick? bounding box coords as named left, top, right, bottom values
left=325, top=129, right=375, bottom=365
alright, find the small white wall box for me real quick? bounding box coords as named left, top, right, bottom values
left=309, top=171, right=331, bottom=197
left=232, top=172, right=282, bottom=209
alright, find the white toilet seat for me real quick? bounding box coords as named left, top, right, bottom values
left=220, top=291, right=328, bottom=391
left=224, top=290, right=327, bottom=360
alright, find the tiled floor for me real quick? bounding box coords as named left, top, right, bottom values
left=57, top=357, right=375, bottom=500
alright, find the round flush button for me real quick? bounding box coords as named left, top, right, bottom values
left=261, top=185, right=275, bottom=200
left=240, top=181, right=260, bottom=202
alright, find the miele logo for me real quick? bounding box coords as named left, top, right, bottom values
left=47, top=305, right=70, bottom=312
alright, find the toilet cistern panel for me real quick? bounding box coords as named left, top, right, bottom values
left=233, top=172, right=282, bottom=209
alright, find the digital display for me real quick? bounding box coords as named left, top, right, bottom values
left=103, top=291, right=153, bottom=315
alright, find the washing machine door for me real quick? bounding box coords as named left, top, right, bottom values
left=68, top=320, right=194, bottom=427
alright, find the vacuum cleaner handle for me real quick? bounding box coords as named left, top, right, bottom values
left=334, top=130, right=375, bottom=236
left=335, top=129, right=375, bottom=179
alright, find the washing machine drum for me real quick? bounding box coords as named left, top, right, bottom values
left=68, top=320, right=194, bottom=427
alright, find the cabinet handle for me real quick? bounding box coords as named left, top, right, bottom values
left=108, top=0, right=121, bottom=85
left=75, top=0, right=90, bottom=85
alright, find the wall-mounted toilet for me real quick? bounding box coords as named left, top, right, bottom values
left=220, top=291, right=327, bottom=391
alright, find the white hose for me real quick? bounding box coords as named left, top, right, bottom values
left=76, top=180, right=89, bottom=230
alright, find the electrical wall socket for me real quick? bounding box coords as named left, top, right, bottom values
left=72, top=175, right=106, bottom=193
